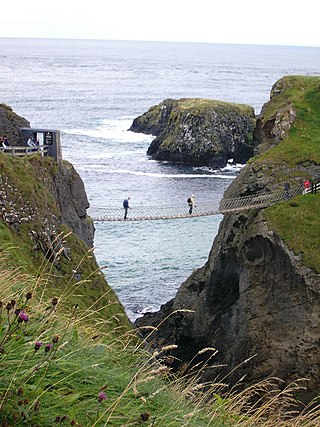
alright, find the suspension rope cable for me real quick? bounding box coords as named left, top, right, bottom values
left=89, top=183, right=310, bottom=222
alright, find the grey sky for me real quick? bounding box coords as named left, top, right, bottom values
left=0, top=0, right=319, bottom=47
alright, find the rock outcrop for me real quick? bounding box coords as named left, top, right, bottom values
left=33, top=158, right=94, bottom=248
left=0, top=105, right=131, bottom=330
left=129, top=98, right=256, bottom=168
left=0, top=104, right=30, bottom=144
left=0, top=104, right=94, bottom=247
left=135, top=76, right=320, bottom=397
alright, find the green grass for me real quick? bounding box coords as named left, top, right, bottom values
left=0, top=152, right=131, bottom=332
left=249, top=76, right=320, bottom=273
left=254, top=76, right=320, bottom=169
left=264, top=193, right=320, bottom=272
left=1, top=261, right=320, bottom=426
left=175, top=98, right=254, bottom=115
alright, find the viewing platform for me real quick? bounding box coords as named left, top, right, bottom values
left=1, top=128, right=62, bottom=163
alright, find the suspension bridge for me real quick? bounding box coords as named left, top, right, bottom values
left=89, top=183, right=315, bottom=222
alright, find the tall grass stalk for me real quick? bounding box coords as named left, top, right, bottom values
left=0, top=247, right=319, bottom=426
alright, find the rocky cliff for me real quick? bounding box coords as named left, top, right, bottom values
left=136, top=76, right=320, bottom=397
left=0, top=104, right=30, bottom=144
left=0, top=105, right=130, bottom=329
left=129, top=98, right=256, bottom=168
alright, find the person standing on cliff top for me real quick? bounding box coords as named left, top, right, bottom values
left=123, top=197, right=130, bottom=220
left=303, top=179, right=311, bottom=194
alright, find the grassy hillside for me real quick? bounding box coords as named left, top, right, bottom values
left=0, top=152, right=130, bottom=331
left=1, top=263, right=319, bottom=426
left=254, top=76, right=320, bottom=168
left=254, top=76, right=320, bottom=272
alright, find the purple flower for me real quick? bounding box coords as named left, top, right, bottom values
left=98, top=392, right=108, bottom=403
left=18, top=312, right=28, bottom=323
left=45, top=343, right=53, bottom=353
left=34, top=341, right=43, bottom=351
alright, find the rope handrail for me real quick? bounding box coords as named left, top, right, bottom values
left=88, top=183, right=312, bottom=222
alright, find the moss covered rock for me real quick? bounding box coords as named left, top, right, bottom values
left=130, top=98, right=256, bottom=168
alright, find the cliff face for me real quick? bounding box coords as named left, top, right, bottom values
left=136, top=76, right=320, bottom=395
left=0, top=104, right=30, bottom=143
left=0, top=106, right=130, bottom=330
left=0, top=104, right=94, bottom=247
left=32, top=158, right=95, bottom=248
left=129, top=98, right=256, bottom=168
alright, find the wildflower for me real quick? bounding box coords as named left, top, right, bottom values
left=140, top=412, right=150, bottom=422
left=52, top=334, right=60, bottom=344
left=18, top=312, right=29, bottom=323
left=14, top=308, right=21, bottom=316
left=51, top=297, right=58, bottom=307
left=17, top=387, right=24, bottom=396
left=97, top=392, right=108, bottom=403
left=34, top=341, right=43, bottom=351
left=25, top=291, right=33, bottom=301
left=0, top=300, right=3, bottom=308
left=5, top=302, right=12, bottom=311
left=45, top=343, right=53, bottom=353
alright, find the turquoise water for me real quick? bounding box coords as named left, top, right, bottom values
left=0, top=38, right=319, bottom=319
left=94, top=216, right=223, bottom=319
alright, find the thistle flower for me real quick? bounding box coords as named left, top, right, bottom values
left=25, top=291, right=33, bottom=301
left=5, top=302, right=12, bottom=311
left=34, top=341, right=43, bottom=351
left=18, top=312, right=28, bottom=323
left=14, top=308, right=21, bottom=316
left=140, top=412, right=150, bottom=422
left=10, top=299, right=16, bottom=308
left=45, top=343, right=53, bottom=352
left=52, top=334, right=60, bottom=344
left=97, top=392, right=108, bottom=403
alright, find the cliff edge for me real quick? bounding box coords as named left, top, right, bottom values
left=136, top=76, right=320, bottom=397
left=0, top=104, right=130, bottom=330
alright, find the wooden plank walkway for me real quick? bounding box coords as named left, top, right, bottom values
left=89, top=184, right=309, bottom=222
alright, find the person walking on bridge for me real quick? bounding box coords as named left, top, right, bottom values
left=187, top=194, right=196, bottom=215
left=123, top=197, right=130, bottom=219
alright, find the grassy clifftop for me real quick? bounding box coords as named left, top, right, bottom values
left=256, top=75, right=320, bottom=166
left=258, top=76, right=320, bottom=272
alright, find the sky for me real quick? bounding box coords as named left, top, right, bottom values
left=0, top=0, right=319, bottom=47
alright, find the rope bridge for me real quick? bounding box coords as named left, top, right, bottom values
left=89, top=183, right=313, bottom=222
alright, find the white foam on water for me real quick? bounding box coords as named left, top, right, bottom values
left=63, top=118, right=155, bottom=143
left=108, top=169, right=237, bottom=179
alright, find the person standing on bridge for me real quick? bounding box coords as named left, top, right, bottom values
left=123, top=197, right=130, bottom=219
left=187, top=194, right=196, bottom=215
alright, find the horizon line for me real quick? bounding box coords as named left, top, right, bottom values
left=0, top=35, right=319, bottom=49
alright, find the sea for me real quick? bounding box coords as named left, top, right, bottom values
left=0, top=38, right=319, bottom=320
